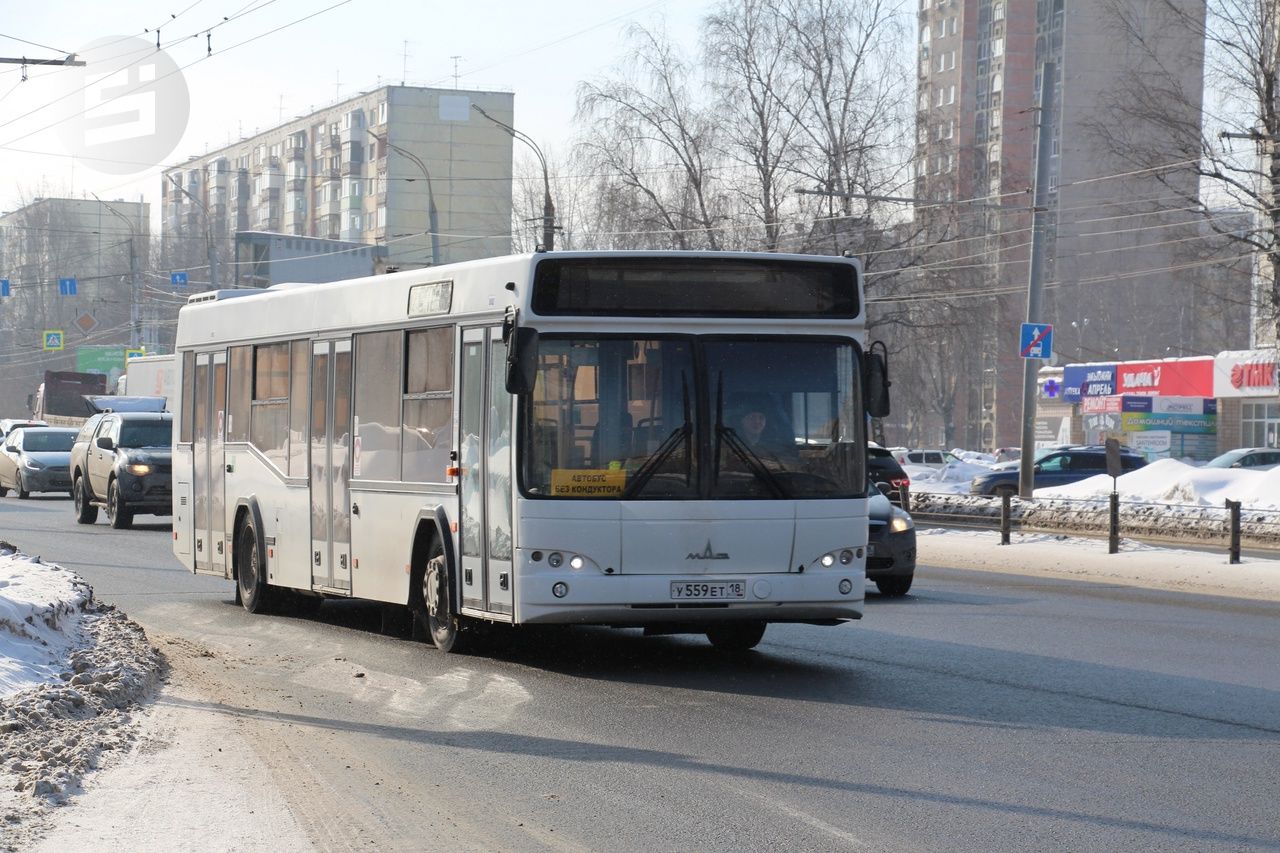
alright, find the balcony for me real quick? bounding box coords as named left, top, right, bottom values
left=286, top=178, right=307, bottom=194
left=287, top=144, right=306, bottom=161
left=328, top=134, right=341, bottom=150
left=258, top=187, right=280, bottom=205
left=341, top=160, right=363, bottom=177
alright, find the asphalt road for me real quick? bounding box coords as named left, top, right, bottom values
left=4, top=495, right=1279, bottom=852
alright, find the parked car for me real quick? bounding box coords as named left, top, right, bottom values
left=969, top=445, right=1146, bottom=496
left=868, top=444, right=910, bottom=508
left=1204, top=447, right=1280, bottom=471
left=0, top=426, right=76, bottom=498
left=867, top=480, right=916, bottom=596
left=70, top=412, right=173, bottom=529
left=0, top=418, right=48, bottom=441
left=891, top=448, right=963, bottom=469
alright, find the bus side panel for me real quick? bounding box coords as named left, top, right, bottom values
left=349, top=488, right=428, bottom=606
left=173, top=469, right=193, bottom=569
left=264, top=481, right=313, bottom=593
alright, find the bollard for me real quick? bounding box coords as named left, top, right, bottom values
left=1226, top=499, right=1241, bottom=564
left=1108, top=491, right=1119, bottom=554
left=1000, top=492, right=1011, bottom=545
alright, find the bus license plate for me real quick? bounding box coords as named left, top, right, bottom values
left=670, top=580, right=746, bottom=600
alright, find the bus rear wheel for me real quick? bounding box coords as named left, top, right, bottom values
left=706, top=621, right=767, bottom=651
left=423, top=541, right=468, bottom=653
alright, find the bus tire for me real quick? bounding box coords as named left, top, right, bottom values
left=73, top=476, right=98, bottom=524
left=422, top=538, right=468, bottom=653
left=235, top=517, right=277, bottom=614
left=705, top=620, right=767, bottom=651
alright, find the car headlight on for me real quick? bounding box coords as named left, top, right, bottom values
left=889, top=508, right=914, bottom=533
left=126, top=463, right=154, bottom=476
left=23, top=458, right=45, bottom=469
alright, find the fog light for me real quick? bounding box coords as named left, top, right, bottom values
left=547, top=552, right=564, bottom=568
left=569, top=555, right=584, bottom=570
left=820, top=553, right=835, bottom=567
left=839, top=549, right=854, bottom=565
left=838, top=578, right=853, bottom=595
left=552, top=581, right=568, bottom=598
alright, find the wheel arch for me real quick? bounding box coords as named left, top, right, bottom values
left=407, top=506, right=456, bottom=612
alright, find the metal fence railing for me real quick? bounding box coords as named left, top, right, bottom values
left=909, top=491, right=1280, bottom=563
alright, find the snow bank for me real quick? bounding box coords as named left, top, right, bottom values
left=1038, top=458, right=1280, bottom=509
left=910, top=461, right=997, bottom=495
left=0, top=541, right=164, bottom=837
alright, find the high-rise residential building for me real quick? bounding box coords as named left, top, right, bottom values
left=912, top=0, right=1247, bottom=449
left=161, top=85, right=515, bottom=289
left=0, top=197, right=150, bottom=406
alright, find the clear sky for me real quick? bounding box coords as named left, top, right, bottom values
left=0, top=0, right=708, bottom=227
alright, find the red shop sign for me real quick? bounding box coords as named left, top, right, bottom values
left=1115, top=357, right=1213, bottom=396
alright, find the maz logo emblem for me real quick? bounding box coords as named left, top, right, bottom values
left=687, top=540, right=729, bottom=560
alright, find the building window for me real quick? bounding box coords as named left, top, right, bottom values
left=993, top=37, right=1005, bottom=57
left=948, top=16, right=957, bottom=35
left=991, top=110, right=1001, bottom=129
left=378, top=101, right=388, bottom=124
left=920, top=24, right=931, bottom=44
left=992, top=72, right=1003, bottom=93
left=1242, top=402, right=1280, bottom=447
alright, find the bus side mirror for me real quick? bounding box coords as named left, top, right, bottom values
left=505, top=327, right=539, bottom=395
left=864, top=343, right=891, bottom=419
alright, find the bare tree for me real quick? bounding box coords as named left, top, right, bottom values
left=577, top=21, right=726, bottom=250
left=1088, top=0, right=1280, bottom=347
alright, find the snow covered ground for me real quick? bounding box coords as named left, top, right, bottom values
left=1, top=529, right=1278, bottom=850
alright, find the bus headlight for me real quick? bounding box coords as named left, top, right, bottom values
left=569, top=555, right=584, bottom=570
left=838, top=578, right=854, bottom=595
left=820, top=553, right=835, bottom=567
left=839, top=549, right=854, bottom=565
left=552, top=582, right=569, bottom=598
left=547, top=552, right=564, bottom=568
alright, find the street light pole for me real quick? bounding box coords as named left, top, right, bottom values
left=471, top=103, right=555, bottom=250
left=92, top=193, right=140, bottom=349
left=369, top=130, right=440, bottom=265
left=168, top=175, right=218, bottom=291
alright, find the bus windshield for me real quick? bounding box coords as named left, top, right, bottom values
left=521, top=336, right=864, bottom=499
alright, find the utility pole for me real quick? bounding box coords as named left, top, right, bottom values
left=1019, top=62, right=1057, bottom=499
left=92, top=194, right=141, bottom=349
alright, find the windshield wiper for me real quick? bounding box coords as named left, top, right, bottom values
left=712, top=374, right=788, bottom=499
left=621, top=373, right=692, bottom=499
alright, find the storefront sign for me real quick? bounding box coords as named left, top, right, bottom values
left=1115, top=357, right=1214, bottom=397
left=1062, top=363, right=1117, bottom=402
left=1081, top=395, right=1122, bottom=414
left=1213, top=350, right=1279, bottom=398
left=1131, top=430, right=1172, bottom=452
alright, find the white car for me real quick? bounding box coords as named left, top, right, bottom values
left=891, top=448, right=963, bottom=470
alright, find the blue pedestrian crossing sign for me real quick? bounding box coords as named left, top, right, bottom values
left=0, top=279, right=9, bottom=297
left=43, top=330, right=64, bottom=351
left=58, top=277, right=77, bottom=296
left=170, top=271, right=188, bottom=287
left=1020, top=323, right=1053, bottom=359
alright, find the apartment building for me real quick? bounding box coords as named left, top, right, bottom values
left=161, top=85, right=515, bottom=286
left=911, top=0, right=1247, bottom=449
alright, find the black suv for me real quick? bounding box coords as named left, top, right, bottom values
left=71, top=412, right=173, bottom=529
left=969, top=445, right=1146, bottom=496
left=868, top=444, right=910, bottom=508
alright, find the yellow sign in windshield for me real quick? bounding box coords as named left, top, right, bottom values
left=550, top=468, right=627, bottom=497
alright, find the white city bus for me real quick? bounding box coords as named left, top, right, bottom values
left=172, top=251, right=890, bottom=652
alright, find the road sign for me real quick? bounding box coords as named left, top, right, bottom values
left=43, top=330, right=64, bottom=351
left=170, top=271, right=188, bottom=287
left=0, top=279, right=9, bottom=297
left=1020, top=323, right=1053, bottom=359
left=125, top=348, right=146, bottom=362
left=1043, top=378, right=1060, bottom=398
left=58, top=277, right=78, bottom=296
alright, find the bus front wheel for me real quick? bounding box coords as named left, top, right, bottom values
left=423, top=540, right=468, bottom=653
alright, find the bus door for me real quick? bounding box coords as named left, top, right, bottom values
left=192, top=352, right=228, bottom=577
left=209, top=352, right=228, bottom=577
left=458, top=327, right=514, bottom=616
left=310, top=340, right=353, bottom=592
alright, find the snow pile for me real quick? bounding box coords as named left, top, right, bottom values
left=1038, top=458, right=1280, bottom=510
left=0, top=541, right=163, bottom=836
left=952, top=448, right=996, bottom=464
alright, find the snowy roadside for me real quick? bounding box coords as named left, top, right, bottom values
left=0, top=542, right=164, bottom=852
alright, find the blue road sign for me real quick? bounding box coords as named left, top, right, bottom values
left=1043, top=378, right=1060, bottom=398
left=58, top=277, right=78, bottom=296
left=43, top=330, right=64, bottom=351
left=1020, top=323, right=1053, bottom=359
left=170, top=271, right=189, bottom=287
left=0, top=279, right=9, bottom=297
